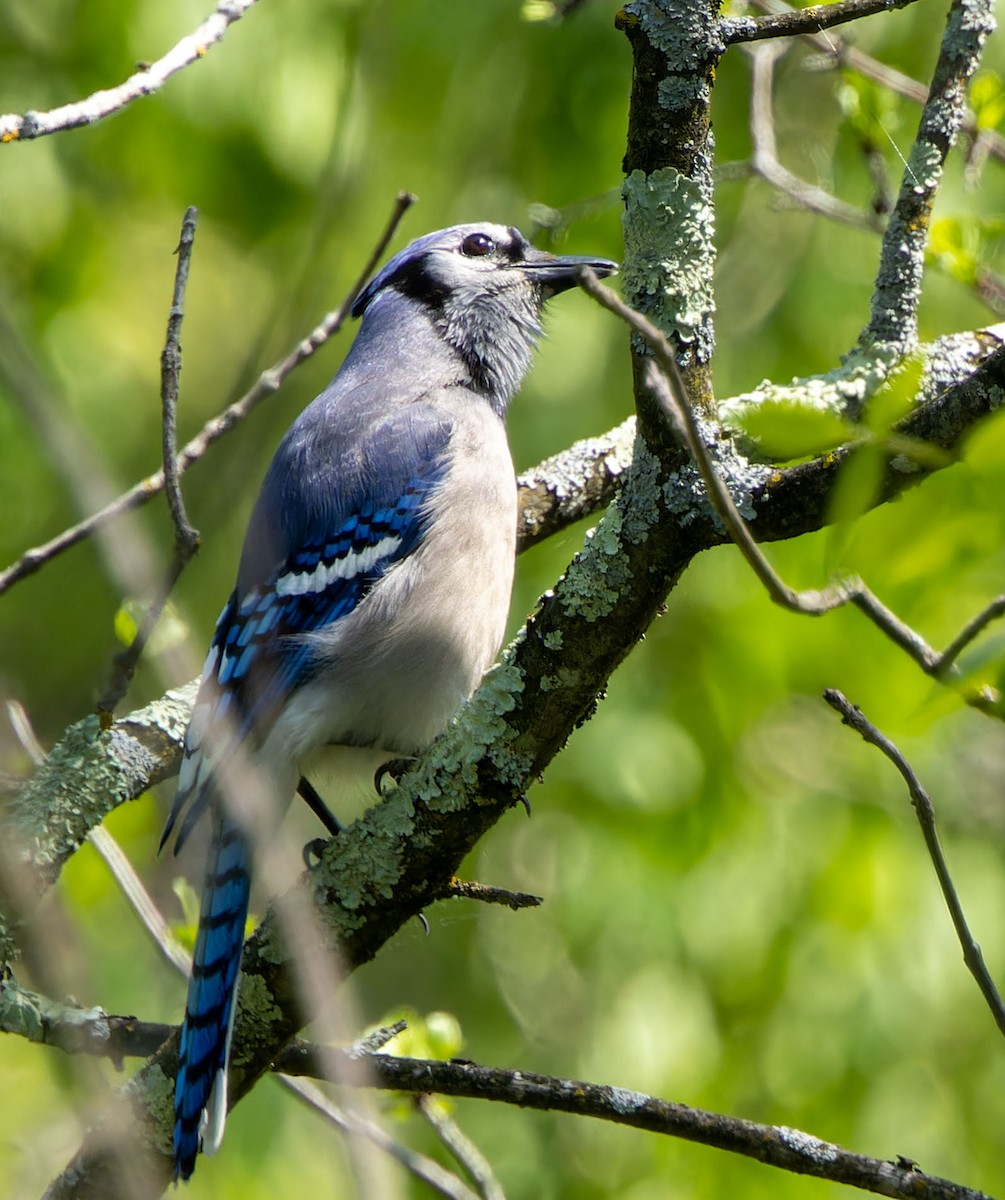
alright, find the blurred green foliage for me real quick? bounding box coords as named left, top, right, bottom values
left=1, top=2, right=1005, bottom=1197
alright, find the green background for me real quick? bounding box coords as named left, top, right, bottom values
left=2, top=1, right=1005, bottom=1197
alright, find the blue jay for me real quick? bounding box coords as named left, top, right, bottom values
left=160, top=222, right=617, bottom=1181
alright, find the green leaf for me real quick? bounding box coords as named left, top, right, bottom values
left=836, top=72, right=903, bottom=144
left=970, top=70, right=1005, bottom=132
left=825, top=442, right=885, bottom=565
left=928, top=215, right=1005, bottom=286
left=112, top=598, right=189, bottom=656
left=864, top=354, right=923, bottom=432
left=735, top=399, right=853, bottom=461
left=171, top=877, right=201, bottom=954
left=376, top=1007, right=464, bottom=1062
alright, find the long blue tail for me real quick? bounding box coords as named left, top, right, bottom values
left=173, top=811, right=251, bottom=1182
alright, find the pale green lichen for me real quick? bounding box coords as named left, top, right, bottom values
left=234, top=971, right=282, bottom=1062
left=622, top=167, right=715, bottom=355
left=518, top=418, right=636, bottom=509
left=542, top=629, right=564, bottom=651
left=411, top=658, right=532, bottom=806
left=718, top=340, right=906, bottom=442
left=720, top=327, right=1005, bottom=457
left=623, top=0, right=720, bottom=109
left=618, top=432, right=664, bottom=546
left=539, top=667, right=582, bottom=693
left=559, top=504, right=632, bottom=622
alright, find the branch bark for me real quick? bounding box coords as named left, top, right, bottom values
left=275, top=1046, right=998, bottom=1200
left=0, top=2, right=261, bottom=144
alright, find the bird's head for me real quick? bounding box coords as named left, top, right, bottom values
left=352, top=223, right=618, bottom=409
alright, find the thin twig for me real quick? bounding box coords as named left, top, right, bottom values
left=277, top=1075, right=480, bottom=1200
left=823, top=689, right=1005, bottom=1038
left=95, top=207, right=203, bottom=720
left=746, top=40, right=881, bottom=232
left=0, top=977, right=174, bottom=1064
left=349, top=1020, right=409, bottom=1057
left=86, top=826, right=191, bottom=975
left=417, top=1095, right=506, bottom=1200
left=275, top=1045, right=996, bottom=1200
left=161, top=207, right=201, bottom=558
left=442, top=879, right=543, bottom=910
left=749, top=0, right=1005, bottom=169
left=6, top=699, right=46, bottom=766
left=0, top=1, right=260, bottom=143
left=938, top=594, right=1005, bottom=672
left=722, top=0, right=923, bottom=44
left=578, top=269, right=855, bottom=615
left=0, top=191, right=416, bottom=599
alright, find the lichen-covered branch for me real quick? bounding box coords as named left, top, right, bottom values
left=617, top=0, right=720, bottom=419
left=276, top=1046, right=997, bottom=1200
left=864, top=0, right=996, bottom=348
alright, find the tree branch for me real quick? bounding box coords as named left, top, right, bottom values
left=722, top=0, right=923, bottom=45
left=95, top=206, right=202, bottom=721
left=0, top=2, right=260, bottom=144
left=275, top=1045, right=997, bottom=1200
left=579, top=270, right=1005, bottom=711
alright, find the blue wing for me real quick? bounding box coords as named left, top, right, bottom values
left=161, top=404, right=452, bottom=853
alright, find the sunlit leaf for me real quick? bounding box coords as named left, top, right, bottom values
left=836, top=72, right=903, bottom=143
left=112, top=598, right=189, bottom=656
left=735, top=399, right=853, bottom=461
left=970, top=69, right=1005, bottom=132
left=864, top=354, right=923, bottom=432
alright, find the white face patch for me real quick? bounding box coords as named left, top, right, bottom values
left=274, top=535, right=403, bottom=597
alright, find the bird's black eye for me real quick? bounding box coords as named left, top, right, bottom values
left=460, top=232, right=495, bottom=258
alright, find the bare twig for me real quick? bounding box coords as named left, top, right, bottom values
left=96, top=207, right=202, bottom=720
left=939, top=595, right=1005, bottom=671
left=0, top=191, right=416, bottom=599
left=277, top=1076, right=479, bottom=1200
left=578, top=270, right=854, bottom=614
left=865, top=0, right=995, bottom=347
left=349, top=1020, right=409, bottom=1056
left=823, top=689, right=1005, bottom=1038
left=746, top=40, right=882, bottom=232
left=723, top=0, right=922, bottom=44
left=275, top=1045, right=996, bottom=1200
left=0, top=194, right=417, bottom=600
left=442, top=879, right=543, bottom=910
left=161, top=207, right=201, bottom=558
left=0, top=1, right=260, bottom=144
left=87, top=826, right=191, bottom=975
left=416, top=1095, right=506, bottom=1200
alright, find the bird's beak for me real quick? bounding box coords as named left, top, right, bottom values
left=518, top=248, right=619, bottom=296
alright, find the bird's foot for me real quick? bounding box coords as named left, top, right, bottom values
left=374, top=757, right=415, bottom=795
